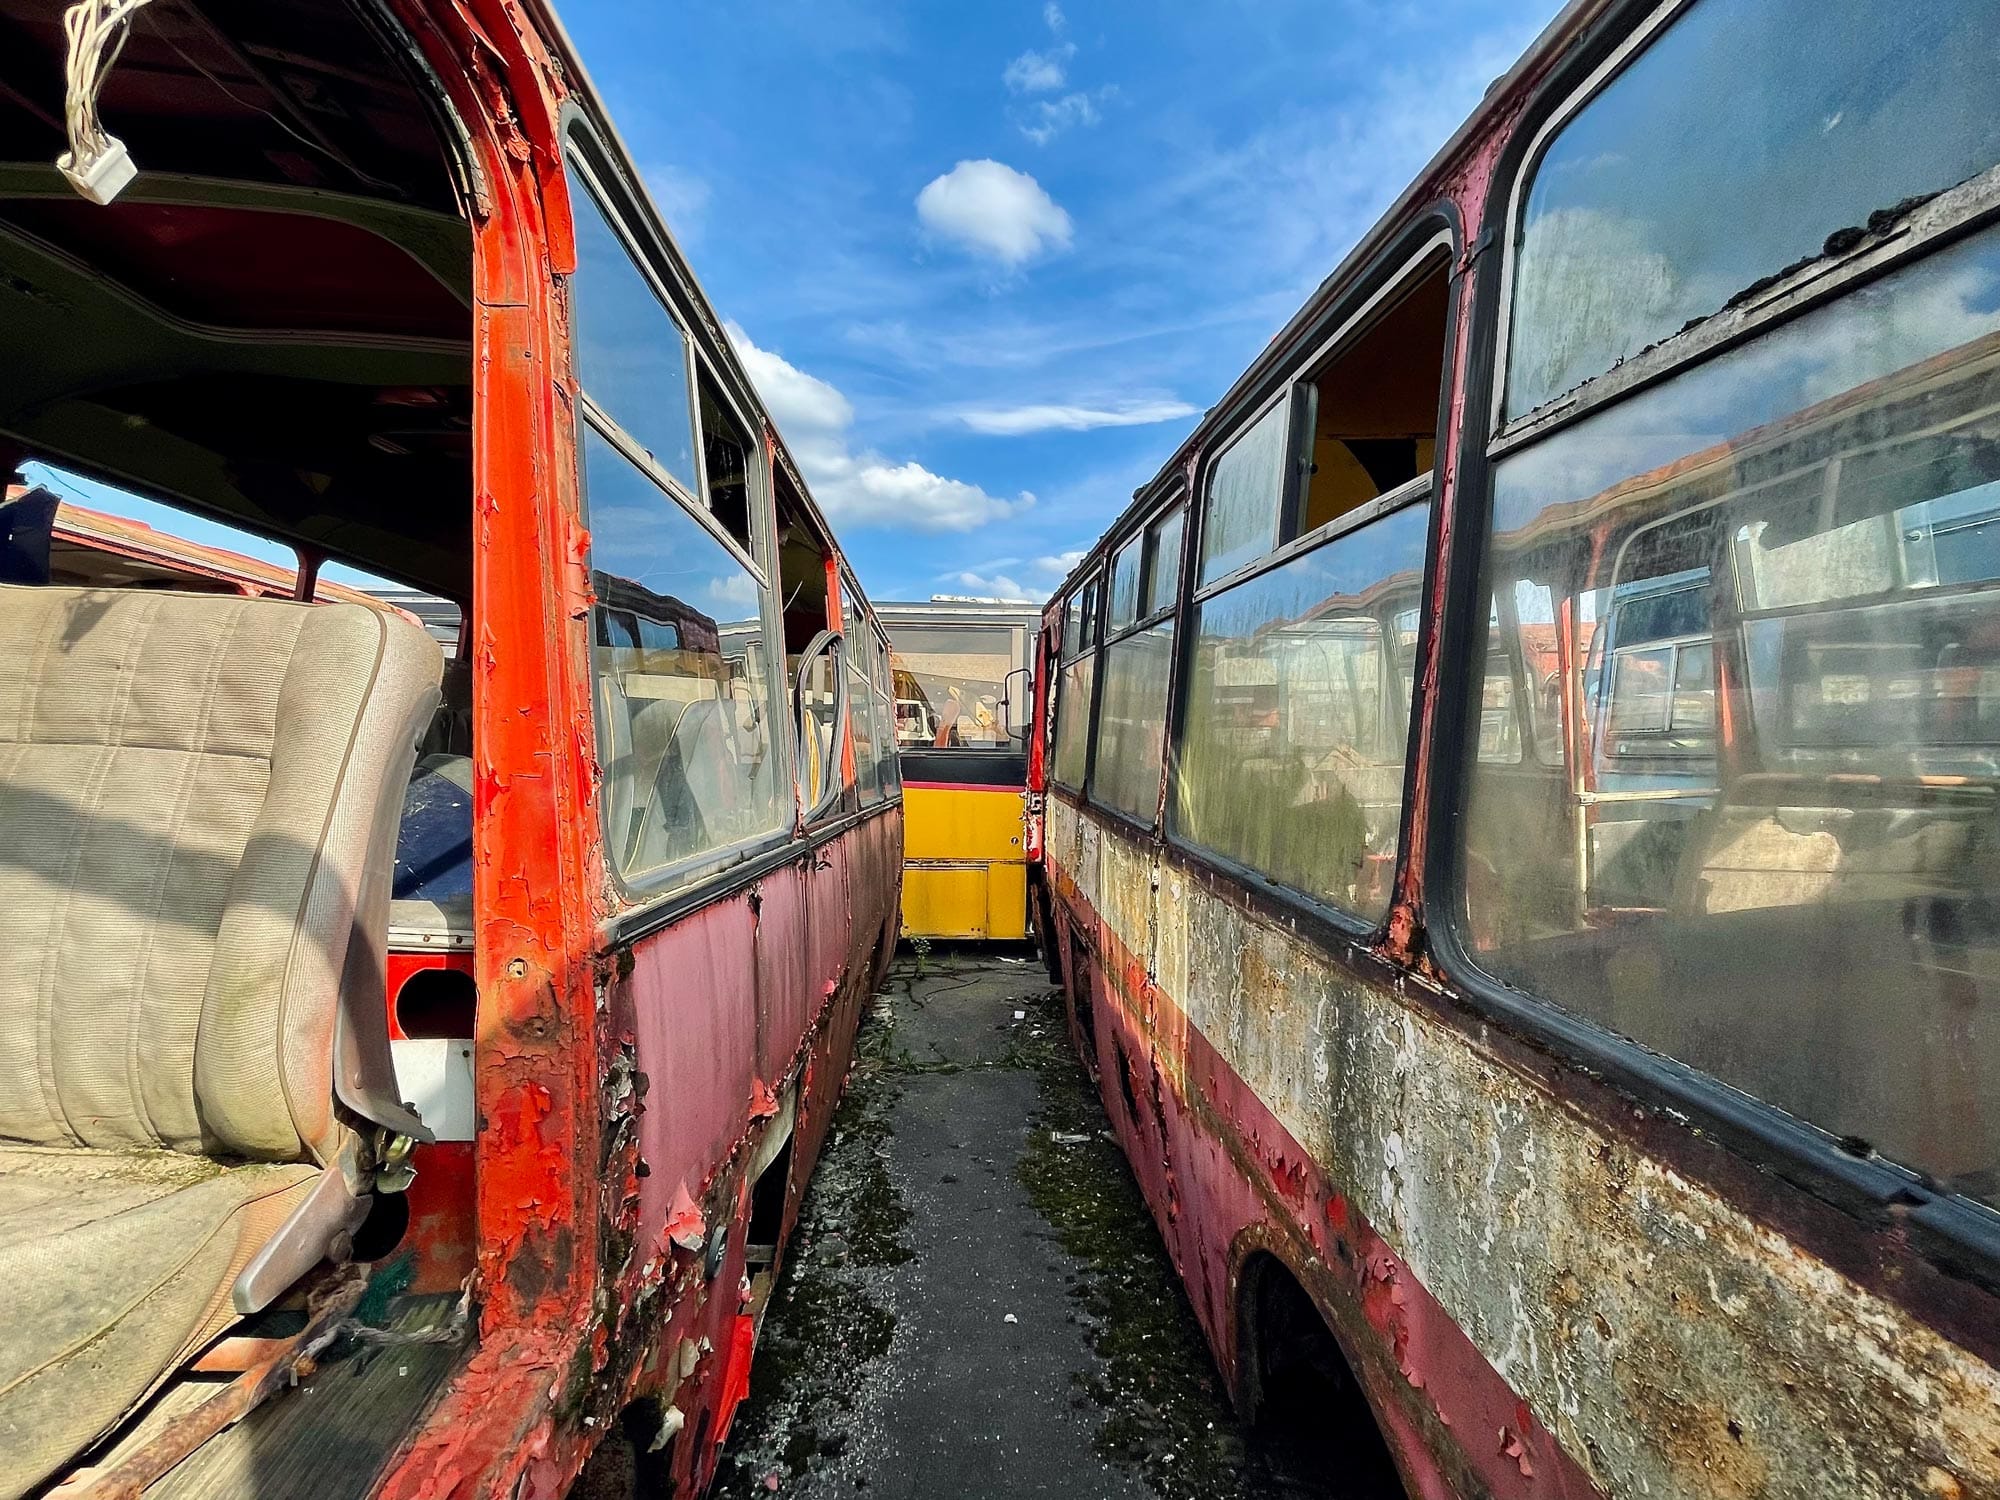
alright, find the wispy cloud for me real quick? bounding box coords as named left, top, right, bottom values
left=725, top=321, right=1032, bottom=533
left=1003, top=42, right=1074, bottom=94
left=916, top=160, right=1073, bottom=266
left=956, top=399, right=1198, bottom=436
left=644, top=164, right=711, bottom=244
left=1019, top=89, right=1104, bottom=146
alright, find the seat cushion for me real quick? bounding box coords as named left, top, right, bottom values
left=0, top=1144, right=318, bottom=1500
left=0, top=584, right=442, bottom=1161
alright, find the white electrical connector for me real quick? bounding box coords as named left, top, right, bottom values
left=58, top=135, right=135, bottom=206
left=56, top=0, right=159, bottom=207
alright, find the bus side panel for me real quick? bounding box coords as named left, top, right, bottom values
left=755, top=861, right=814, bottom=1085
left=621, top=895, right=761, bottom=1250
left=1048, top=794, right=2000, bottom=1500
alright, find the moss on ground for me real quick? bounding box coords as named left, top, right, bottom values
left=711, top=997, right=912, bottom=1494
left=1011, top=983, right=1274, bottom=1500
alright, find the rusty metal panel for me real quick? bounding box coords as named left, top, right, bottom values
left=1056, top=805, right=2000, bottom=1500
left=753, top=862, right=813, bottom=1085
left=622, top=894, right=760, bottom=1251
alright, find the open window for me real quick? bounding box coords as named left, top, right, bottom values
left=1175, top=246, right=1449, bottom=922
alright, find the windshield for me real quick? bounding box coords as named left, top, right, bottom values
left=890, top=624, right=1021, bottom=750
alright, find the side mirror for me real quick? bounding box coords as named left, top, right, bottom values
left=999, top=664, right=1032, bottom=739
left=792, top=629, right=849, bottom=823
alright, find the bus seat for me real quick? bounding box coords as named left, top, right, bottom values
left=0, top=583, right=441, bottom=1499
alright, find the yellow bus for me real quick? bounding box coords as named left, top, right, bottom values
left=879, top=599, right=1038, bottom=940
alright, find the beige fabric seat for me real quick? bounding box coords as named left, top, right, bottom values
left=0, top=583, right=442, bottom=1499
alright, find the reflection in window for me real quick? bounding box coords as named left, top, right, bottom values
left=1175, top=500, right=1427, bottom=920
left=1107, top=537, right=1141, bottom=633
left=1199, top=401, right=1291, bottom=586
left=1051, top=657, right=1094, bottom=790
left=585, top=428, right=782, bottom=882
left=850, top=645, right=881, bottom=802
left=1091, top=622, right=1174, bottom=823
left=1507, top=0, right=2000, bottom=418
left=570, top=171, right=700, bottom=494
left=1140, top=508, right=1184, bottom=617
left=890, top=625, right=1018, bottom=750
left=1469, top=220, right=2000, bottom=1209
left=870, top=632, right=901, bottom=795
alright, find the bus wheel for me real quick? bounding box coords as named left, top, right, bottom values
left=1238, top=1255, right=1403, bottom=1497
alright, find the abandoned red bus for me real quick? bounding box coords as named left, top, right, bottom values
left=1035, top=1, right=2000, bottom=1496
left=0, top=1, right=899, bottom=1495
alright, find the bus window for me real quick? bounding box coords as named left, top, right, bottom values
left=1469, top=77, right=2000, bottom=1204
left=700, top=380, right=758, bottom=552
left=1197, top=398, right=1293, bottom=587
left=1090, top=502, right=1185, bottom=824
left=1175, top=496, right=1428, bottom=921
left=569, top=164, right=700, bottom=497
left=1296, top=268, right=1446, bottom=536
left=892, top=623, right=1018, bottom=749
left=1139, top=507, right=1184, bottom=617
left=1052, top=657, right=1095, bottom=791
left=1107, top=534, right=1142, bottom=634
left=583, top=427, right=784, bottom=884
left=1505, top=0, right=2000, bottom=420
left=1091, top=621, right=1175, bottom=823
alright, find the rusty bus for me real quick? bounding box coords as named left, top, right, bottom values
left=1033, top=1, right=2000, bottom=1495
left=877, top=598, right=1039, bottom=942
left=0, top=0, right=901, bottom=1495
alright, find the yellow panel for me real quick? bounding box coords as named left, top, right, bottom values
left=902, top=866, right=991, bottom=939
left=983, top=861, right=1029, bottom=941
left=901, top=785, right=1026, bottom=862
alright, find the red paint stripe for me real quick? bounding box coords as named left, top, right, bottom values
left=902, top=779, right=1027, bottom=794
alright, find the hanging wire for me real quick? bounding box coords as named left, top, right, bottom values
left=57, top=0, right=158, bottom=201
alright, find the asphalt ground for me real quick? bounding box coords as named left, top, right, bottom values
left=712, top=948, right=1339, bottom=1500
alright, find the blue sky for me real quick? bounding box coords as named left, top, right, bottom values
left=46, top=0, right=1554, bottom=600
left=572, top=0, right=1555, bottom=603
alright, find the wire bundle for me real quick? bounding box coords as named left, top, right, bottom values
left=57, top=0, right=157, bottom=204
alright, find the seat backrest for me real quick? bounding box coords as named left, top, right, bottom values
left=0, top=584, right=442, bottom=1162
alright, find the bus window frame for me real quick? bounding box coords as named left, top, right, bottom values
left=1084, top=493, right=1186, bottom=833
left=1158, top=233, right=1456, bottom=939
left=1051, top=566, right=1104, bottom=793
left=1425, top=0, right=2000, bottom=1272
left=566, top=120, right=799, bottom=916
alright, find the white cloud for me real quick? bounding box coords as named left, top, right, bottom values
left=1035, top=550, right=1084, bottom=576
left=1003, top=42, right=1073, bottom=94
left=1043, top=1, right=1065, bottom=32
left=950, top=569, right=1040, bottom=603
left=725, top=322, right=1032, bottom=534
left=916, top=160, right=1073, bottom=266
left=724, top=320, right=853, bottom=432
left=957, top=399, right=1197, bottom=436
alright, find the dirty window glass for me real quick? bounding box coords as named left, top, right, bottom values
left=1090, top=622, right=1175, bottom=824
left=871, top=632, right=902, bottom=796
left=1466, top=220, right=2000, bottom=1209
left=850, top=644, right=881, bottom=803
left=1107, top=536, right=1142, bottom=633
left=1141, top=507, right=1185, bottom=618
left=585, top=427, right=783, bottom=885
left=570, top=166, right=701, bottom=494
left=1175, top=499, right=1427, bottom=921
left=891, top=625, right=1017, bottom=750
left=1052, top=657, right=1095, bottom=790
left=1199, top=400, right=1292, bottom=586
left=1507, top=0, right=2000, bottom=418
